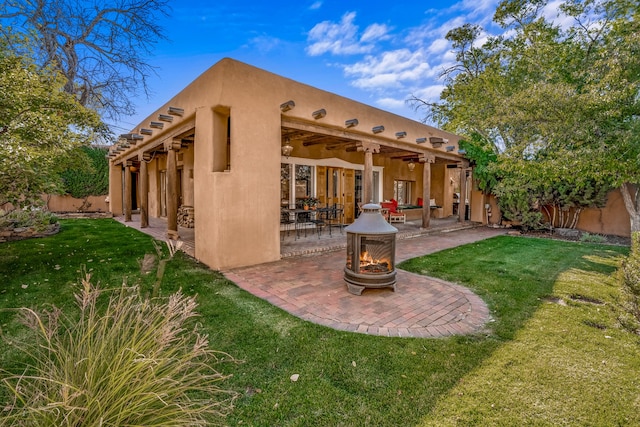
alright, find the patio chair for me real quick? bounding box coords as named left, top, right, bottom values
left=381, top=200, right=405, bottom=223
left=280, top=210, right=294, bottom=240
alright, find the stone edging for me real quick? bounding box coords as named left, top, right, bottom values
left=0, top=223, right=60, bottom=243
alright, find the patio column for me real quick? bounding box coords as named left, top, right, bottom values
left=139, top=158, right=149, bottom=228
left=166, top=141, right=180, bottom=239
left=459, top=165, right=468, bottom=222
left=124, top=161, right=132, bottom=222
left=421, top=154, right=435, bottom=229
left=358, top=142, right=380, bottom=204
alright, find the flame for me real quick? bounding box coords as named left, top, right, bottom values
left=360, top=251, right=389, bottom=267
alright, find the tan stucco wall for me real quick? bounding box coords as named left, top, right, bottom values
left=44, top=195, right=109, bottom=212
left=108, top=163, right=123, bottom=215
left=575, top=189, right=630, bottom=237
left=109, top=58, right=466, bottom=270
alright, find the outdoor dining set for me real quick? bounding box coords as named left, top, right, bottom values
left=280, top=204, right=344, bottom=240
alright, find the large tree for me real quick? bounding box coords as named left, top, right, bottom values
left=0, top=0, right=170, bottom=121
left=415, top=0, right=640, bottom=231
left=0, top=47, right=102, bottom=210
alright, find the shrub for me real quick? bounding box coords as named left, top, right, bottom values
left=59, top=146, right=109, bottom=198
left=619, top=232, right=640, bottom=333
left=0, top=274, right=237, bottom=426
left=0, top=208, right=58, bottom=232
left=580, top=232, right=606, bottom=244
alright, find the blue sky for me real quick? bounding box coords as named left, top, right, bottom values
left=116, top=0, right=506, bottom=132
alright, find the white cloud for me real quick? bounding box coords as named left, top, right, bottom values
left=309, top=1, right=323, bottom=11
left=305, top=12, right=390, bottom=56
left=344, top=49, right=434, bottom=89
left=412, top=84, right=447, bottom=103
left=361, top=23, right=392, bottom=43
left=376, top=97, right=406, bottom=110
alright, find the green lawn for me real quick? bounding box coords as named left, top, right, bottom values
left=1, top=219, right=637, bottom=426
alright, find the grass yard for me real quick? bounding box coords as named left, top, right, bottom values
left=0, top=219, right=637, bottom=426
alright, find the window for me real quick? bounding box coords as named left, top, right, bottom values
left=295, top=165, right=313, bottom=201
left=393, top=180, right=413, bottom=205
left=280, top=163, right=291, bottom=207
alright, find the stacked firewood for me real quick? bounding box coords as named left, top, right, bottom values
left=177, top=206, right=195, bottom=228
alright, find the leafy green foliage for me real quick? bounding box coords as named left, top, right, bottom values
left=59, top=146, right=109, bottom=198
left=459, top=133, right=498, bottom=194
left=0, top=275, right=236, bottom=426
left=0, top=45, right=103, bottom=210
left=420, top=0, right=640, bottom=231
left=619, top=232, right=640, bottom=333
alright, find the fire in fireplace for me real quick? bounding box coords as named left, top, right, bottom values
left=344, top=203, right=398, bottom=295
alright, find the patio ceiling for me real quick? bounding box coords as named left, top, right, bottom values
left=281, top=122, right=459, bottom=164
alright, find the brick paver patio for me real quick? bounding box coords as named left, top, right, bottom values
left=224, top=227, right=507, bottom=338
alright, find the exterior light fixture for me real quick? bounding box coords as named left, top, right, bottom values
left=345, top=118, right=358, bottom=128
left=407, top=161, right=416, bottom=172
left=280, top=100, right=295, bottom=112
left=416, top=137, right=427, bottom=144
left=372, top=125, right=385, bottom=134
left=281, top=138, right=293, bottom=158
left=395, top=131, right=407, bottom=139
left=312, top=109, right=326, bottom=119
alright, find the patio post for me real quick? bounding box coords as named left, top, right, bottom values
left=359, top=142, right=380, bottom=204
left=124, top=161, right=132, bottom=222
left=166, top=141, right=180, bottom=239
left=421, top=154, right=434, bottom=229
left=459, top=164, right=468, bottom=222
left=140, top=159, right=149, bottom=228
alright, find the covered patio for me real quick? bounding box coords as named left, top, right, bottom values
left=108, top=58, right=470, bottom=271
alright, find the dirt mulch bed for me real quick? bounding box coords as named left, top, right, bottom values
left=511, top=229, right=631, bottom=247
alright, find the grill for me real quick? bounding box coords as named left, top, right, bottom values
left=344, top=203, right=398, bottom=295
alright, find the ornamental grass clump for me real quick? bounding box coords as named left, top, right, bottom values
left=0, top=274, right=237, bottom=426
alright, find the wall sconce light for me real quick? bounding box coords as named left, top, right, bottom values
left=395, top=131, right=407, bottom=139
left=372, top=125, right=385, bottom=134
left=312, top=109, right=326, bottom=119
left=281, top=138, right=293, bottom=158
left=416, top=137, right=427, bottom=144
left=280, top=100, right=295, bottom=112
left=345, top=118, right=359, bottom=128
left=167, top=106, right=184, bottom=116
left=407, top=161, right=416, bottom=172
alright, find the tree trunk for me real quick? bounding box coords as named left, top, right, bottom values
left=620, top=183, right=640, bottom=233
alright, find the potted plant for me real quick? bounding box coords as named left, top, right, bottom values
left=299, top=197, right=319, bottom=210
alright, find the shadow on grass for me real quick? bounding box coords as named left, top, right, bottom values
left=0, top=222, right=629, bottom=426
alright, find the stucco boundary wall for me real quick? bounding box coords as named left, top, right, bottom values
left=43, top=194, right=110, bottom=213
left=471, top=188, right=631, bottom=238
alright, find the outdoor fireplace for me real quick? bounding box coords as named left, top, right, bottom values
left=344, top=203, right=398, bottom=295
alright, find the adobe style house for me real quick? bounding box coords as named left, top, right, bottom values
left=107, top=58, right=469, bottom=270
